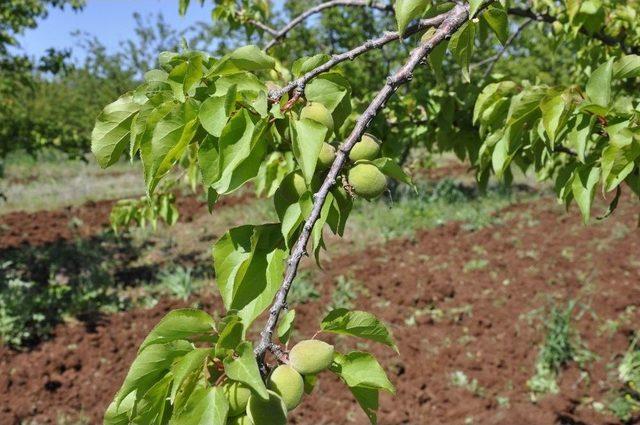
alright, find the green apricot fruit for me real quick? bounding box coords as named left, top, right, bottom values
left=280, top=171, right=308, bottom=204
left=300, top=102, right=334, bottom=132
left=288, top=339, right=335, bottom=375
left=349, top=133, right=380, bottom=162
left=223, top=381, right=252, bottom=417
left=268, top=365, right=304, bottom=410
left=348, top=163, right=387, bottom=200
left=246, top=390, right=287, bottom=425
left=227, top=415, right=253, bottom=425
left=318, top=143, right=336, bottom=169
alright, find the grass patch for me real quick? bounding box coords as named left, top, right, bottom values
left=527, top=300, right=595, bottom=397
left=608, top=336, right=640, bottom=422
left=0, top=150, right=141, bottom=214
left=328, top=274, right=366, bottom=311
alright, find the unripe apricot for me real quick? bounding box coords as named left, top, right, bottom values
left=348, top=163, right=387, bottom=200
left=318, top=143, right=336, bottom=169
left=268, top=365, right=304, bottom=410
left=280, top=171, right=308, bottom=204
left=349, top=133, right=380, bottom=162
left=247, top=390, right=287, bottom=425
left=288, top=340, right=335, bottom=375
left=300, top=103, right=334, bottom=132
left=223, top=381, right=252, bottom=417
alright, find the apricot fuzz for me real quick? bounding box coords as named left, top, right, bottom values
left=288, top=339, right=335, bottom=375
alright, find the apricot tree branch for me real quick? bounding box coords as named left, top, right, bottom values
left=268, top=14, right=449, bottom=102
left=263, top=0, right=394, bottom=51
left=254, top=2, right=471, bottom=374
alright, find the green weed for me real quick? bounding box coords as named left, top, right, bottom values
left=527, top=301, right=595, bottom=396
left=608, top=337, right=640, bottom=422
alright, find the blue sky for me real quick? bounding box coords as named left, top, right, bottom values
left=14, top=0, right=211, bottom=61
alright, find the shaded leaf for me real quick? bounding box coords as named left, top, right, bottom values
left=223, top=342, right=269, bottom=399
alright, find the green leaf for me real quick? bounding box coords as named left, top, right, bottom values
left=312, top=192, right=333, bottom=265
left=469, top=0, right=484, bottom=19
left=169, top=53, right=205, bottom=96
left=170, top=348, right=212, bottom=403
left=333, top=351, right=395, bottom=394
left=567, top=0, right=581, bottom=22
left=116, top=341, right=192, bottom=406
left=427, top=37, right=448, bottom=81
left=148, top=99, right=200, bottom=193
left=199, top=96, right=229, bottom=138
left=292, top=54, right=330, bottom=77
left=449, top=21, right=476, bottom=83
left=566, top=114, right=594, bottom=163
left=214, top=72, right=265, bottom=94
left=350, top=386, right=379, bottom=425
left=208, top=109, right=256, bottom=193
left=303, top=374, right=318, bottom=395
left=91, top=94, right=141, bottom=168
left=215, top=316, right=244, bottom=353
left=105, top=392, right=136, bottom=425
left=600, top=131, right=640, bottom=192
left=198, top=135, right=220, bottom=188
left=613, top=55, right=640, bottom=79
left=321, top=309, right=397, bottom=352
left=571, top=165, right=601, bottom=223
left=169, top=386, right=229, bottom=425
left=292, top=118, right=327, bottom=184
left=281, top=201, right=303, bottom=248
left=131, top=373, right=173, bottom=424
left=370, top=157, right=414, bottom=188
left=229, top=45, right=275, bottom=71
left=482, top=6, right=509, bottom=45
left=277, top=309, right=296, bottom=344
left=540, top=94, right=569, bottom=144
left=327, top=186, right=352, bottom=237
left=223, top=342, right=269, bottom=400
left=586, top=58, right=614, bottom=107
left=178, top=0, right=190, bottom=15
left=213, top=224, right=286, bottom=328
left=139, top=309, right=215, bottom=353
left=395, top=0, right=429, bottom=34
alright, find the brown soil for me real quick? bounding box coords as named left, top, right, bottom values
left=1, top=196, right=639, bottom=425
left=0, top=193, right=251, bottom=251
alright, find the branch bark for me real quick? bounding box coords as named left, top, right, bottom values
left=254, top=3, right=471, bottom=373
left=268, top=14, right=449, bottom=102
left=263, top=0, right=394, bottom=51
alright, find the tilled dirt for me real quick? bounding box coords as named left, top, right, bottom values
left=1, top=196, right=639, bottom=425
left=0, top=193, right=251, bottom=251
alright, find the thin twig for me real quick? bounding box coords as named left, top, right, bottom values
left=268, top=14, right=449, bottom=102
left=268, top=343, right=289, bottom=364
left=554, top=145, right=578, bottom=157
left=507, top=7, right=640, bottom=55
left=263, top=0, right=394, bottom=51
left=254, top=3, right=471, bottom=374
left=246, top=18, right=279, bottom=37
left=478, top=18, right=533, bottom=81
